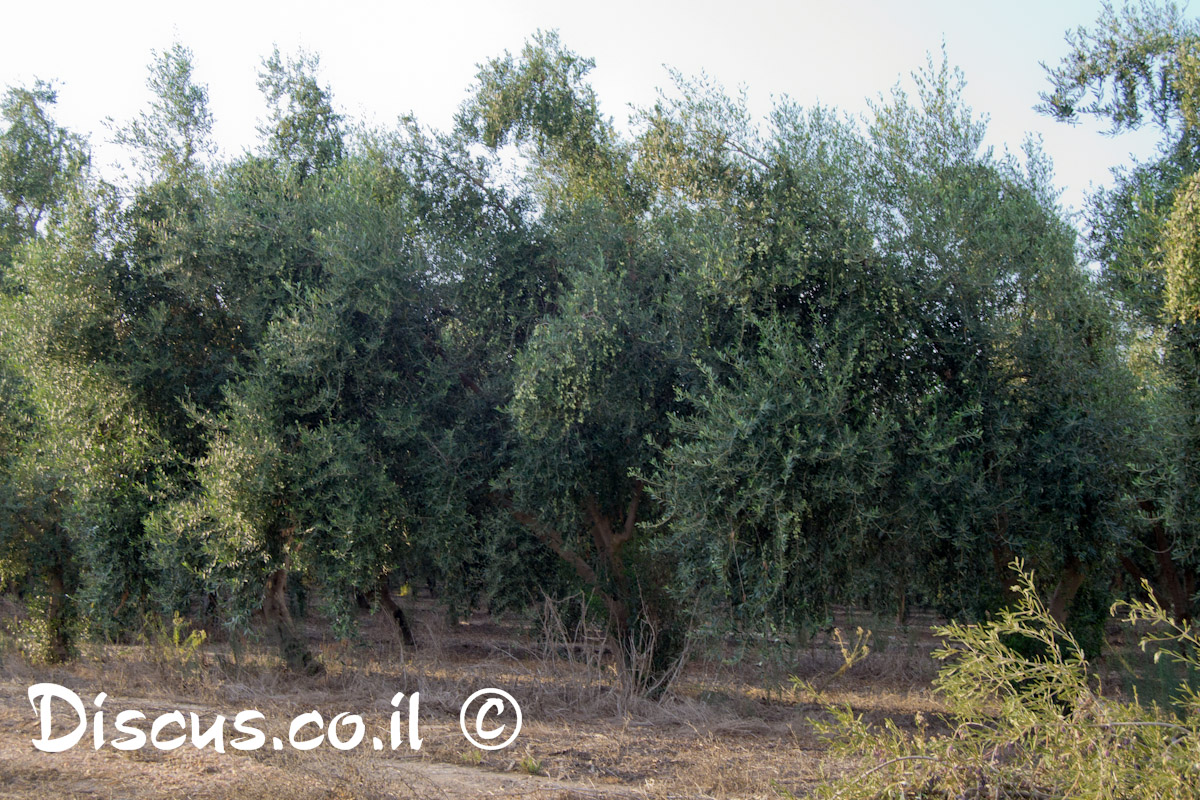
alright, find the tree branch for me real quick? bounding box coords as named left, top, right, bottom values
left=440, top=151, right=525, bottom=230
left=498, top=495, right=599, bottom=587
left=584, top=494, right=613, bottom=556
left=613, top=480, right=643, bottom=550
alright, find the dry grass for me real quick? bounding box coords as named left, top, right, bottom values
left=0, top=597, right=946, bottom=799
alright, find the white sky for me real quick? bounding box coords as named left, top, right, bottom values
left=0, top=0, right=1170, bottom=223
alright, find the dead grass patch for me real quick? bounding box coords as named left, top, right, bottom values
left=0, top=597, right=945, bottom=798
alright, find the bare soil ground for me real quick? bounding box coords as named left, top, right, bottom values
left=0, top=598, right=949, bottom=799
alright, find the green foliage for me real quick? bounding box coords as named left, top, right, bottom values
left=114, top=42, right=213, bottom=180
left=1041, top=1, right=1200, bottom=325
left=788, top=627, right=873, bottom=703
left=0, top=80, right=87, bottom=265
left=1164, top=168, right=1200, bottom=319
left=1042, top=1, right=1200, bottom=623
left=653, top=53, right=1136, bottom=638
left=461, top=33, right=699, bottom=690
left=0, top=81, right=177, bottom=657
left=1039, top=0, right=1196, bottom=132
left=5, top=595, right=73, bottom=665
left=654, top=319, right=897, bottom=632
left=810, top=564, right=1200, bottom=799
left=142, top=611, right=208, bottom=686
left=518, top=754, right=545, bottom=776
left=461, top=29, right=600, bottom=155
left=257, top=48, right=344, bottom=179
left=0, top=26, right=1184, bottom=687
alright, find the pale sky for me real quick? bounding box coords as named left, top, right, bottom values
left=0, top=0, right=1171, bottom=222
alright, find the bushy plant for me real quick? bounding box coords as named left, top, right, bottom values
left=806, top=562, right=1199, bottom=799
left=141, top=611, right=208, bottom=687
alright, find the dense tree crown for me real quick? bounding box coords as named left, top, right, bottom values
left=0, top=9, right=1196, bottom=678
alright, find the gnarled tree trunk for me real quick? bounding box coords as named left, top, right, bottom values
left=45, top=557, right=71, bottom=663
left=377, top=575, right=416, bottom=648
left=505, top=482, right=684, bottom=696
left=263, top=567, right=321, bottom=674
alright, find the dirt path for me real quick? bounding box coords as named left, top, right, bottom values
left=0, top=603, right=942, bottom=798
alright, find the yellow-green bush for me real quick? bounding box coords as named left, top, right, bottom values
left=809, top=563, right=1199, bottom=800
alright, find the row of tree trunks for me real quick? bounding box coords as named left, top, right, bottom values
left=264, top=565, right=419, bottom=674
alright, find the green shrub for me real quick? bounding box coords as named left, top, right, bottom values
left=807, top=561, right=1200, bottom=800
